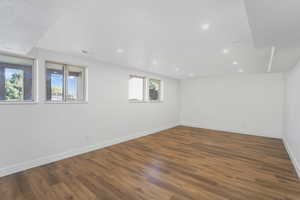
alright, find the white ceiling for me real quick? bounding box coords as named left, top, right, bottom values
left=245, top=0, right=300, bottom=48
left=0, top=0, right=75, bottom=53
left=1, top=0, right=300, bottom=79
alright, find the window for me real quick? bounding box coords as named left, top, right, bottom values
left=148, top=78, right=162, bottom=101
left=128, top=75, right=145, bottom=101
left=128, top=75, right=163, bottom=102
left=46, top=62, right=64, bottom=101
left=46, top=61, right=86, bottom=102
left=67, top=66, right=85, bottom=101
left=0, top=53, right=35, bottom=102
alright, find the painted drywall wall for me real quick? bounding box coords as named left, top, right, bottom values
left=284, top=61, right=300, bottom=177
left=180, top=73, right=285, bottom=138
left=0, top=48, right=180, bottom=177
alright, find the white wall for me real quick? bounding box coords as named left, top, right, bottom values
left=0, top=48, right=180, bottom=177
left=180, top=73, right=285, bottom=138
left=0, top=47, right=291, bottom=178
left=284, top=61, right=300, bottom=177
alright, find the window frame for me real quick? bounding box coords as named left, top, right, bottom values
left=45, top=61, right=87, bottom=104
left=128, top=75, right=146, bottom=103
left=128, top=75, right=163, bottom=103
left=0, top=51, right=37, bottom=105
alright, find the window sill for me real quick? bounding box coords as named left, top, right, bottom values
left=45, top=101, right=88, bottom=104
left=129, top=100, right=164, bottom=103
left=129, top=100, right=148, bottom=103
left=148, top=100, right=164, bottom=103
left=0, top=101, right=38, bottom=105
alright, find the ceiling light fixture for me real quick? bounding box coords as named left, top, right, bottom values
left=175, top=67, right=180, bottom=72
left=188, top=73, right=195, bottom=77
left=201, top=23, right=210, bottom=30
left=116, top=48, right=124, bottom=53
left=152, top=60, right=158, bottom=65
left=222, top=49, right=229, bottom=54
left=238, top=68, right=244, bottom=73
left=233, top=61, right=238, bottom=65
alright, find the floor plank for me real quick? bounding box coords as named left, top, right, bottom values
left=1, top=126, right=300, bottom=200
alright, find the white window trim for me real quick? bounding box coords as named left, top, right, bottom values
left=0, top=51, right=38, bottom=105
left=45, top=61, right=88, bottom=104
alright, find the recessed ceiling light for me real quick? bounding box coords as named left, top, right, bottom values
left=175, top=67, right=180, bottom=72
left=152, top=60, right=158, bottom=65
left=188, top=73, right=195, bottom=77
left=116, top=48, right=124, bottom=53
left=233, top=61, right=238, bottom=65
left=222, top=49, right=229, bottom=54
left=238, top=68, right=244, bottom=73
left=201, top=23, right=210, bottom=30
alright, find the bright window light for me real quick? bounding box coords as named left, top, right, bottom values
left=128, top=75, right=145, bottom=101
left=222, top=49, right=229, bottom=54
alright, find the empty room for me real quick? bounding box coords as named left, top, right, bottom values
left=1, top=0, right=300, bottom=199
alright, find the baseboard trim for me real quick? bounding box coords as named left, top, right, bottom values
left=179, top=121, right=282, bottom=139
left=0, top=123, right=178, bottom=178
left=282, top=136, right=300, bottom=178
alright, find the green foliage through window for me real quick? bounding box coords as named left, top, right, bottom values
left=149, top=79, right=161, bottom=101
left=5, top=69, right=24, bottom=100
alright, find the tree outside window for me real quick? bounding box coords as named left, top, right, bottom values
left=149, top=79, right=161, bottom=101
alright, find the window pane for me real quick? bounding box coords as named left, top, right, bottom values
left=149, top=79, right=161, bottom=101
left=129, top=76, right=144, bottom=101
left=67, top=66, right=84, bottom=101
left=5, top=68, right=24, bottom=100
left=46, top=62, right=64, bottom=101
left=0, top=54, right=33, bottom=101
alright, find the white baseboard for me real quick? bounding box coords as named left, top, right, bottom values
left=282, top=136, right=300, bottom=178
left=0, top=123, right=178, bottom=178
left=179, top=121, right=282, bottom=139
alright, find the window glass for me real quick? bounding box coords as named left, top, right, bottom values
left=0, top=54, right=34, bottom=101
left=129, top=76, right=144, bottom=101
left=67, top=66, right=84, bottom=101
left=5, top=68, right=24, bottom=100
left=46, top=62, right=64, bottom=101
left=46, top=62, right=86, bottom=102
left=148, top=79, right=161, bottom=101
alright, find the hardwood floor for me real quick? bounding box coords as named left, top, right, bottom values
left=1, top=126, right=300, bottom=200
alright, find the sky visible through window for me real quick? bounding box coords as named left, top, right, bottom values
left=51, top=73, right=63, bottom=89
left=49, top=73, right=77, bottom=100
left=5, top=68, right=22, bottom=80
left=68, top=76, right=77, bottom=99
left=50, top=73, right=63, bottom=100
left=50, top=74, right=76, bottom=92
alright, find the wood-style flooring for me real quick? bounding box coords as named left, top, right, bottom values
left=1, top=126, right=300, bottom=200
